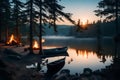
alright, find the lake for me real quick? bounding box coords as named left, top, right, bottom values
left=24, top=36, right=119, bottom=74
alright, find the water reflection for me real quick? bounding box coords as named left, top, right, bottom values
left=25, top=36, right=119, bottom=74
left=100, top=55, right=106, bottom=63
left=75, top=50, right=95, bottom=57
left=44, top=48, right=112, bottom=74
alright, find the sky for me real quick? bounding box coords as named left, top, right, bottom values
left=58, top=0, right=101, bottom=25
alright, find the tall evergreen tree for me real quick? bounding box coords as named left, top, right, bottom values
left=35, top=0, right=75, bottom=54
left=46, top=0, right=75, bottom=30
left=28, top=0, right=34, bottom=54
left=24, top=0, right=75, bottom=54
left=0, top=0, right=3, bottom=41
left=94, top=0, right=120, bottom=35
left=34, top=0, right=43, bottom=54
left=24, top=0, right=39, bottom=54
left=11, top=0, right=24, bottom=43
left=95, top=0, right=120, bottom=56
left=0, top=0, right=11, bottom=43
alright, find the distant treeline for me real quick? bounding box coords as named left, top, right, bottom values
left=18, top=19, right=119, bottom=37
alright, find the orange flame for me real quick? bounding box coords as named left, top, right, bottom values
left=33, top=40, right=39, bottom=49
left=33, top=39, right=45, bottom=49
left=7, top=34, right=17, bottom=44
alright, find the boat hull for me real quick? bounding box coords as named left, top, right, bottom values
left=46, top=57, right=65, bottom=76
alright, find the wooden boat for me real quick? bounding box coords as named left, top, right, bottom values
left=42, top=47, right=68, bottom=58
left=43, top=47, right=67, bottom=53
left=46, top=57, right=65, bottom=76
left=24, top=46, right=68, bottom=57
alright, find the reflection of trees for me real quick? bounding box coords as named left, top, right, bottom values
left=75, top=49, right=114, bottom=62
left=76, top=49, right=79, bottom=56
left=75, top=50, right=88, bottom=57
left=96, top=40, right=115, bottom=63
left=96, top=52, right=113, bottom=63
left=75, top=49, right=95, bottom=58
left=100, top=55, right=106, bottom=63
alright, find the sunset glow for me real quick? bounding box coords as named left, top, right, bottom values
left=81, top=19, right=87, bottom=25
left=0, top=0, right=118, bottom=79
left=58, top=0, right=100, bottom=25
left=67, top=48, right=97, bottom=60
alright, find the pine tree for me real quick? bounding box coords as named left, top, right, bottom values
left=94, top=0, right=120, bottom=35
left=11, top=0, right=24, bottom=43
left=0, top=0, right=11, bottom=43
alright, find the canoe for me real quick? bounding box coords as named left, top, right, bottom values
left=24, top=46, right=68, bottom=56
left=46, top=57, right=65, bottom=76
left=42, top=47, right=68, bottom=58
left=43, top=47, right=68, bottom=54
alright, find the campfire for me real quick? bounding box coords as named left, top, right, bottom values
left=7, top=34, right=19, bottom=45
left=32, top=39, right=45, bottom=50
left=33, top=40, right=39, bottom=50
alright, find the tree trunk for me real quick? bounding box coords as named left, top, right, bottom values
left=5, top=26, right=8, bottom=44
left=0, top=20, right=1, bottom=41
left=97, top=21, right=101, bottom=53
left=53, top=0, right=57, bottom=33
left=15, top=3, right=20, bottom=43
left=115, top=0, right=119, bottom=57
left=0, top=11, right=2, bottom=41
left=39, top=0, right=43, bottom=55
left=29, top=0, right=33, bottom=54
left=16, top=19, right=20, bottom=43
left=115, top=0, right=119, bottom=35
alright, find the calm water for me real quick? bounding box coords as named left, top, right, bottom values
left=33, top=36, right=119, bottom=74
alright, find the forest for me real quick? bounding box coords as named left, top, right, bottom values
left=0, top=0, right=120, bottom=80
